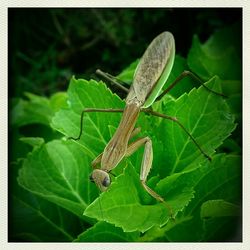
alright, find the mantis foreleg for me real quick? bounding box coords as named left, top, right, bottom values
left=125, top=136, right=173, bottom=217
left=91, top=127, right=141, bottom=169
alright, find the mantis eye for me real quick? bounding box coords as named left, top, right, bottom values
left=102, top=176, right=111, bottom=187
left=90, top=169, right=110, bottom=191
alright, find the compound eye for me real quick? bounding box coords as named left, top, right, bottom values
left=102, top=176, right=111, bottom=187
left=89, top=174, right=94, bottom=183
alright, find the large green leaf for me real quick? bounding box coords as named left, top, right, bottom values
left=187, top=22, right=241, bottom=81
left=10, top=158, right=85, bottom=242
left=151, top=76, right=235, bottom=177
left=140, top=154, right=241, bottom=242
left=166, top=154, right=241, bottom=242
left=51, top=77, right=125, bottom=157
left=10, top=186, right=83, bottom=242
left=18, top=139, right=98, bottom=219
left=53, top=76, right=235, bottom=232
left=84, top=163, right=195, bottom=232
left=11, top=92, right=67, bottom=127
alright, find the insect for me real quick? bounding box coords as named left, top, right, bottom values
left=69, top=31, right=224, bottom=216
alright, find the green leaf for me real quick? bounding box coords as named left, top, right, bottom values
left=200, top=199, right=241, bottom=219
left=164, top=154, right=241, bottom=241
left=51, top=77, right=125, bottom=157
left=19, top=137, right=45, bottom=148
left=10, top=92, right=67, bottom=127
left=18, top=139, right=98, bottom=219
left=186, top=154, right=241, bottom=216
left=187, top=22, right=241, bottom=81
left=10, top=188, right=82, bottom=242
left=84, top=163, right=194, bottom=232
left=11, top=93, right=53, bottom=127
left=117, top=59, right=139, bottom=84
left=141, top=154, right=241, bottom=242
left=50, top=92, right=68, bottom=112
left=75, top=221, right=139, bottom=242
left=152, top=76, right=236, bottom=177
left=9, top=159, right=84, bottom=242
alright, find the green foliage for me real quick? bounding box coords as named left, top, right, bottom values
left=11, top=92, right=67, bottom=127
left=75, top=221, right=139, bottom=242
left=200, top=199, right=241, bottom=219
left=9, top=24, right=241, bottom=242
left=187, top=21, right=241, bottom=81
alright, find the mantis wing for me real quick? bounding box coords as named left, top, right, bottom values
left=126, top=31, right=175, bottom=108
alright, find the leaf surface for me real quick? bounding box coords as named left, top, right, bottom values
left=165, top=154, right=241, bottom=242
left=200, top=199, right=241, bottom=219
left=18, top=139, right=98, bottom=219
left=187, top=22, right=241, bottom=81
left=11, top=92, right=67, bottom=127
left=84, top=163, right=195, bottom=232
left=152, top=76, right=235, bottom=177
left=51, top=77, right=125, bottom=157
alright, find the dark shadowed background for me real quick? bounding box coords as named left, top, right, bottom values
left=9, top=8, right=241, bottom=97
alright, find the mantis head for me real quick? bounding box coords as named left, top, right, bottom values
left=90, top=169, right=111, bottom=192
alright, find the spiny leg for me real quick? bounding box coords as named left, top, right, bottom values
left=142, top=109, right=211, bottom=161
left=156, top=70, right=226, bottom=102
left=125, top=137, right=174, bottom=217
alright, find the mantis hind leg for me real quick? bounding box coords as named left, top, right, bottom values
left=141, top=109, right=212, bottom=161
left=125, top=136, right=174, bottom=218
left=155, top=70, right=226, bottom=102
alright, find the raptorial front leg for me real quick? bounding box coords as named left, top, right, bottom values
left=126, top=137, right=173, bottom=217
left=91, top=127, right=141, bottom=169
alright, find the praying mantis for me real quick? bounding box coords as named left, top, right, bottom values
left=69, top=31, right=225, bottom=215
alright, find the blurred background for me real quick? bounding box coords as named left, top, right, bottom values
left=9, top=8, right=242, bottom=98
